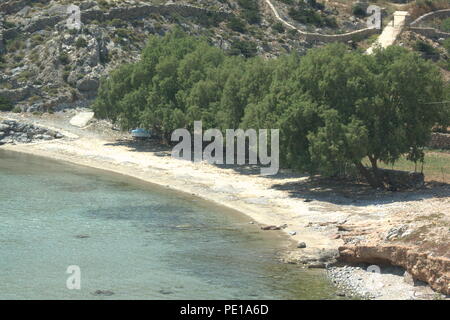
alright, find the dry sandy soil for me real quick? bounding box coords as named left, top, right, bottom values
left=1, top=110, right=449, bottom=299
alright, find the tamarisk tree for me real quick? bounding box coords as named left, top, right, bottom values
left=94, top=32, right=447, bottom=188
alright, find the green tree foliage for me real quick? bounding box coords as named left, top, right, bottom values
left=0, top=95, right=13, bottom=111
left=288, top=1, right=337, bottom=28
left=440, top=18, right=450, bottom=32
left=227, top=16, right=247, bottom=33
left=75, top=37, right=88, bottom=48
left=237, top=0, right=261, bottom=24
left=272, top=22, right=285, bottom=33
left=352, top=3, right=366, bottom=18
left=94, top=32, right=446, bottom=188
left=443, top=38, right=450, bottom=53
left=244, top=44, right=444, bottom=187
left=94, top=29, right=256, bottom=140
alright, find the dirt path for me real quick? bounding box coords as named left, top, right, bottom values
left=264, top=0, right=299, bottom=31
left=366, top=11, right=409, bottom=54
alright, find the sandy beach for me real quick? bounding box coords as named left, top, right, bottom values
left=1, top=110, right=449, bottom=299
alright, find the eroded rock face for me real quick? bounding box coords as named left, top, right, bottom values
left=338, top=244, right=450, bottom=295
left=0, top=119, right=63, bottom=144
left=76, top=78, right=99, bottom=92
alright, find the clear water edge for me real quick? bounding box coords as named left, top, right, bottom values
left=0, top=149, right=340, bottom=300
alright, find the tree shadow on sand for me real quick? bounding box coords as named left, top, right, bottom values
left=271, top=176, right=450, bottom=207
left=103, top=138, right=449, bottom=207
left=104, top=138, right=172, bottom=154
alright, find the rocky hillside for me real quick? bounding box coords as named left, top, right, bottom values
left=0, top=0, right=449, bottom=112
left=0, top=0, right=311, bottom=112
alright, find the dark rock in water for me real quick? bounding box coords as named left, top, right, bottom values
left=158, top=289, right=174, bottom=295
left=75, top=234, right=90, bottom=239
left=93, top=290, right=114, bottom=296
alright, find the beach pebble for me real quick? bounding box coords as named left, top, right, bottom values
left=261, top=225, right=281, bottom=231
left=159, top=289, right=174, bottom=295
left=93, top=290, right=114, bottom=296
left=75, top=234, right=90, bottom=239
left=403, top=271, right=415, bottom=286
left=297, top=242, right=307, bottom=248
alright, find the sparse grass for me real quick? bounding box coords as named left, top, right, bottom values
left=376, top=150, right=450, bottom=183
left=408, top=0, right=450, bottom=19
left=415, top=213, right=445, bottom=221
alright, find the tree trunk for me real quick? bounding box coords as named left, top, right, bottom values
left=368, top=155, right=384, bottom=188
left=354, top=161, right=384, bottom=189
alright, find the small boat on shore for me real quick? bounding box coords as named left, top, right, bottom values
left=131, top=128, right=151, bottom=140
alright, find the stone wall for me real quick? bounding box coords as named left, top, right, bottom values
left=264, top=0, right=381, bottom=44
left=409, top=27, right=450, bottom=39
left=408, top=9, right=450, bottom=39
left=0, top=3, right=233, bottom=55
left=304, top=27, right=380, bottom=43
left=23, top=15, right=64, bottom=33
left=0, top=0, right=31, bottom=15
left=0, top=86, right=39, bottom=103
left=0, top=119, right=63, bottom=144
left=428, top=132, right=450, bottom=150
left=81, top=4, right=232, bottom=24
left=0, top=0, right=52, bottom=14
left=1, top=3, right=232, bottom=39
left=410, top=9, right=450, bottom=27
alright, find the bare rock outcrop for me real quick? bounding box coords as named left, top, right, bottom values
left=338, top=244, right=450, bottom=295
left=0, top=119, right=63, bottom=144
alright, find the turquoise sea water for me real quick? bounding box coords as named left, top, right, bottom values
left=0, top=150, right=338, bottom=299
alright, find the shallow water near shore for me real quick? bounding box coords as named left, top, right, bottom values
left=0, top=149, right=339, bottom=300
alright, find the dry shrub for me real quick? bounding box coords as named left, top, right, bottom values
left=409, top=0, right=450, bottom=19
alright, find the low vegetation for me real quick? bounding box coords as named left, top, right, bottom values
left=237, top=0, right=261, bottom=24
left=377, top=150, right=450, bottom=184
left=0, top=95, right=13, bottom=112
left=409, top=0, right=450, bottom=19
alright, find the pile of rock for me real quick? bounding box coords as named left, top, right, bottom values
left=378, top=168, right=425, bottom=190
left=327, top=265, right=372, bottom=299
left=428, top=132, right=450, bottom=150
left=0, top=120, right=63, bottom=144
